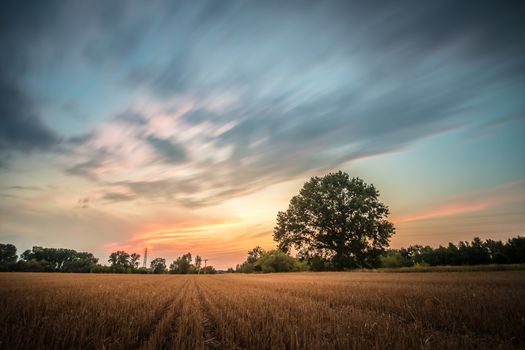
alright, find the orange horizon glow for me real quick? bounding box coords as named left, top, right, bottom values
left=93, top=179, right=525, bottom=269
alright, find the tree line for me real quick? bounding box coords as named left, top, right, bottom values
left=380, top=236, right=525, bottom=268
left=93, top=250, right=217, bottom=274
left=0, top=245, right=216, bottom=274
left=0, top=245, right=98, bottom=273
left=2, top=235, right=523, bottom=274
left=234, top=235, right=525, bottom=273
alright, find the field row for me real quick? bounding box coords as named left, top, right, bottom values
left=1, top=272, right=524, bottom=349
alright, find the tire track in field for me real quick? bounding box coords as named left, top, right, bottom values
left=140, top=279, right=190, bottom=350
left=194, top=278, right=222, bottom=349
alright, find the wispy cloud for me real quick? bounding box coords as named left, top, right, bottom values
left=393, top=180, right=525, bottom=223
left=1, top=1, right=524, bottom=208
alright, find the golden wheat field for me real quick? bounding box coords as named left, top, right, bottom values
left=1, top=272, right=524, bottom=350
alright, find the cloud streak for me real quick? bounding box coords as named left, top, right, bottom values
left=393, top=180, right=525, bottom=223
left=1, top=1, right=524, bottom=206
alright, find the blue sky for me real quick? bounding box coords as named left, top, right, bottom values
left=1, top=0, right=524, bottom=268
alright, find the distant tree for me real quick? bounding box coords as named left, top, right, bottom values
left=90, top=264, right=111, bottom=273
left=18, top=246, right=97, bottom=272
left=506, top=236, right=525, bottom=264
left=247, top=246, right=265, bottom=264
left=236, top=247, right=267, bottom=273
left=201, top=265, right=217, bottom=274
left=484, top=239, right=508, bottom=264
left=454, top=238, right=491, bottom=265
left=0, top=243, right=17, bottom=264
left=274, top=171, right=395, bottom=269
left=194, top=255, right=202, bottom=272
left=470, top=237, right=491, bottom=265
left=444, top=243, right=461, bottom=265
left=108, top=251, right=131, bottom=269
left=130, top=253, right=141, bottom=269
left=0, top=243, right=18, bottom=271
left=237, top=261, right=255, bottom=273
left=62, top=252, right=98, bottom=273
left=386, top=236, right=525, bottom=267
left=169, top=253, right=192, bottom=274
left=150, top=258, right=166, bottom=274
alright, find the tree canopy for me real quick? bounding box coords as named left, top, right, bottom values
left=0, top=244, right=17, bottom=265
left=274, top=171, right=395, bottom=269
left=15, top=246, right=98, bottom=272
left=150, top=258, right=167, bottom=274
left=168, top=253, right=217, bottom=274
left=169, top=253, right=193, bottom=274
left=382, top=236, right=525, bottom=268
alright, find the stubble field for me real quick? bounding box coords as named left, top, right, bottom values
left=1, top=271, right=524, bottom=350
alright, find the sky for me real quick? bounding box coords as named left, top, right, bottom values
left=1, top=1, right=524, bottom=269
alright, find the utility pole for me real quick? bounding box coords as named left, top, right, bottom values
left=204, top=259, right=208, bottom=274
left=143, top=247, right=148, bottom=268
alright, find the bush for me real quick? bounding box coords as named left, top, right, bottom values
left=254, top=250, right=306, bottom=273
left=238, top=262, right=255, bottom=273
left=380, top=251, right=406, bottom=268
left=90, top=265, right=111, bottom=273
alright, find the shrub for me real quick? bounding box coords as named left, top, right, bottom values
left=380, top=251, right=406, bottom=268
left=254, top=250, right=306, bottom=273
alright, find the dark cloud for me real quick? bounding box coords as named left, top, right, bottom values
left=76, top=197, right=90, bottom=209
left=6, top=186, right=41, bottom=191
left=103, top=177, right=258, bottom=207
left=353, top=1, right=525, bottom=60
left=146, top=135, right=187, bottom=164
left=66, top=133, right=95, bottom=146
left=0, top=80, right=59, bottom=153
left=65, top=149, right=111, bottom=181
left=101, top=192, right=136, bottom=203
left=0, top=2, right=61, bottom=161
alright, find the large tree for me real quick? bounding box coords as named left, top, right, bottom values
left=273, top=171, right=395, bottom=269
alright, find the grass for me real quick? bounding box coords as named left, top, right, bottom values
left=1, top=271, right=524, bottom=349
left=369, top=264, right=525, bottom=273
